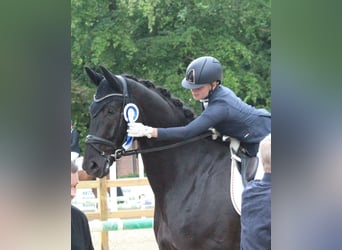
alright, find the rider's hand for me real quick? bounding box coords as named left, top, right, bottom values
left=127, top=122, right=154, bottom=138
left=209, top=127, right=220, bottom=140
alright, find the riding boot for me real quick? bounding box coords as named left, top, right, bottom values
left=236, top=153, right=259, bottom=187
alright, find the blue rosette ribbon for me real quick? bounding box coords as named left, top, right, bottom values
left=122, top=103, right=139, bottom=150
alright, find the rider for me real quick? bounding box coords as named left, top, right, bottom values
left=127, top=56, right=271, bottom=183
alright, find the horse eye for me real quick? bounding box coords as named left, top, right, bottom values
left=107, top=108, right=116, bottom=114
left=107, top=106, right=116, bottom=115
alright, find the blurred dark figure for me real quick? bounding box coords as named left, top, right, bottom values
left=240, top=134, right=271, bottom=250
left=71, top=161, right=94, bottom=250
left=71, top=120, right=81, bottom=161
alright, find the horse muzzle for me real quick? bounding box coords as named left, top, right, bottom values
left=83, top=156, right=113, bottom=178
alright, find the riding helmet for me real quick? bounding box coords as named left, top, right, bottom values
left=181, top=56, right=223, bottom=89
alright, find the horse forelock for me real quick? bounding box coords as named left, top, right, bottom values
left=89, top=98, right=112, bottom=118
left=87, top=79, right=120, bottom=118
left=124, top=75, right=196, bottom=123
left=95, top=78, right=120, bottom=100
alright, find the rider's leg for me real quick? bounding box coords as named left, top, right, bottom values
left=238, top=143, right=259, bottom=186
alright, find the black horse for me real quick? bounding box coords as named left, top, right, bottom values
left=82, top=66, right=241, bottom=250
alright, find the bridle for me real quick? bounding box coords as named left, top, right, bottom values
left=85, top=75, right=129, bottom=172
left=85, top=75, right=213, bottom=173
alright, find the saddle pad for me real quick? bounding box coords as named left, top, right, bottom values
left=230, top=153, right=265, bottom=216
left=230, top=160, right=243, bottom=215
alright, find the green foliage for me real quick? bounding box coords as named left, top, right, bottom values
left=71, top=0, right=271, bottom=146
left=71, top=79, right=94, bottom=151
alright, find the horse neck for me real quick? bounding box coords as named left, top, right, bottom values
left=142, top=139, right=231, bottom=201
left=129, top=81, right=187, bottom=127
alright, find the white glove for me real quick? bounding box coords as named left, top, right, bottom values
left=208, top=127, right=220, bottom=140
left=127, top=122, right=154, bottom=138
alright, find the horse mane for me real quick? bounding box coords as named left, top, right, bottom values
left=124, top=74, right=196, bottom=123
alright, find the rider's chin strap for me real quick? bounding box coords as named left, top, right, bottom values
left=206, top=82, right=219, bottom=99
left=200, top=99, right=209, bottom=110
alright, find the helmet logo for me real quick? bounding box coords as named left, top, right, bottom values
left=186, top=69, right=195, bottom=84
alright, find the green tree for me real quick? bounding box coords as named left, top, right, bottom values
left=71, top=79, right=94, bottom=150
left=71, top=0, right=271, bottom=150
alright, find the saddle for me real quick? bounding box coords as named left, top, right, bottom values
left=210, top=129, right=260, bottom=215
left=210, top=129, right=259, bottom=186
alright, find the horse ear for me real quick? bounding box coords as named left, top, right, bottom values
left=99, top=65, right=121, bottom=87
left=85, top=66, right=103, bottom=86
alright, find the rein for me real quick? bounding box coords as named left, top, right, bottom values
left=115, top=130, right=212, bottom=158
left=86, top=130, right=212, bottom=160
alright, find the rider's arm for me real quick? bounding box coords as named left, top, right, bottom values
left=157, top=104, right=227, bottom=140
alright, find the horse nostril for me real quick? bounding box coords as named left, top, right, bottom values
left=89, top=161, right=98, bottom=171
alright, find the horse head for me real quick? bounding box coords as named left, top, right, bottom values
left=82, top=65, right=193, bottom=178
left=82, top=66, right=132, bottom=177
